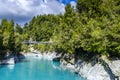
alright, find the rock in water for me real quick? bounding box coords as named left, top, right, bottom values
left=53, top=57, right=61, bottom=62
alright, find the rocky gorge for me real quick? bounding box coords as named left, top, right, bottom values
left=24, top=51, right=120, bottom=80
left=59, top=54, right=120, bottom=80
left=1, top=51, right=119, bottom=80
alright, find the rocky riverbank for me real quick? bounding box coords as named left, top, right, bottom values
left=1, top=50, right=119, bottom=80
left=23, top=51, right=57, bottom=60
left=0, top=53, right=25, bottom=65
left=59, top=54, right=120, bottom=80
left=20, top=51, right=120, bottom=80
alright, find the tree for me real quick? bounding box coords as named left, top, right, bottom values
left=8, top=19, right=15, bottom=51
left=15, top=24, right=23, bottom=34
left=0, top=25, right=3, bottom=49
left=0, top=19, right=15, bottom=52
left=1, top=19, right=9, bottom=50
left=14, top=33, right=22, bottom=53
left=18, top=0, right=120, bottom=59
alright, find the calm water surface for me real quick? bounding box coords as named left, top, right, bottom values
left=0, top=57, right=85, bottom=80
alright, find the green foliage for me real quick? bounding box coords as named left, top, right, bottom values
left=0, top=0, right=120, bottom=59
left=1, top=19, right=15, bottom=51
left=15, top=24, right=23, bottom=34
left=20, top=0, right=120, bottom=58
left=0, top=19, right=23, bottom=59
left=8, top=19, right=15, bottom=51
left=14, top=33, right=22, bottom=52
left=0, top=25, right=3, bottom=49
left=76, top=0, right=120, bottom=58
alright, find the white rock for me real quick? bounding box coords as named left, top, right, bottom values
left=2, top=58, right=15, bottom=65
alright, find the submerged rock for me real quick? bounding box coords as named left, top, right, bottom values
left=53, top=57, right=61, bottom=62
left=14, top=56, right=19, bottom=63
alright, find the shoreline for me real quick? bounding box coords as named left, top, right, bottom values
left=23, top=51, right=120, bottom=80
left=1, top=51, right=120, bottom=80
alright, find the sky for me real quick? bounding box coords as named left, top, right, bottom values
left=0, top=0, right=76, bottom=25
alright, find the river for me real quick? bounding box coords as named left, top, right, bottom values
left=0, top=57, right=85, bottom=80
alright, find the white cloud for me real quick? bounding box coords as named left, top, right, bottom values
left=70, top=1, right=76, bottom=7
left=0, top=0, right=65, bottom=16
left=0, top=0, right=65, bottom=24
left=0, top=0, right=76, bottom=24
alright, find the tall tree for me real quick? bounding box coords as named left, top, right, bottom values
left=0, top=25, right=3, bottom=49
left=8, top=19, right=15, bottom=51
left=15, top=24, right=23, bottom=34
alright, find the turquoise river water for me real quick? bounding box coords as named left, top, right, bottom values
left=0, top=57, right=85, bottom=80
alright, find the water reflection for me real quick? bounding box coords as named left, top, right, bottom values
left=7, top=65, right=14, bottom=70
left=52, top=61, right=61, bottom=69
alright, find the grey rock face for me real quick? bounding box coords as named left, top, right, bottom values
left=77, top=61, right=111, bottom=80
left=108, top=60, right=120, bottom=79
left=60, top=58, right=120, bottom=80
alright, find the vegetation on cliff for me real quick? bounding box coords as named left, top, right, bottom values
left=0, top=0, right=120, bottom=60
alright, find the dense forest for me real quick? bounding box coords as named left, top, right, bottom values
left=0, top=0, right=120, bottom=60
